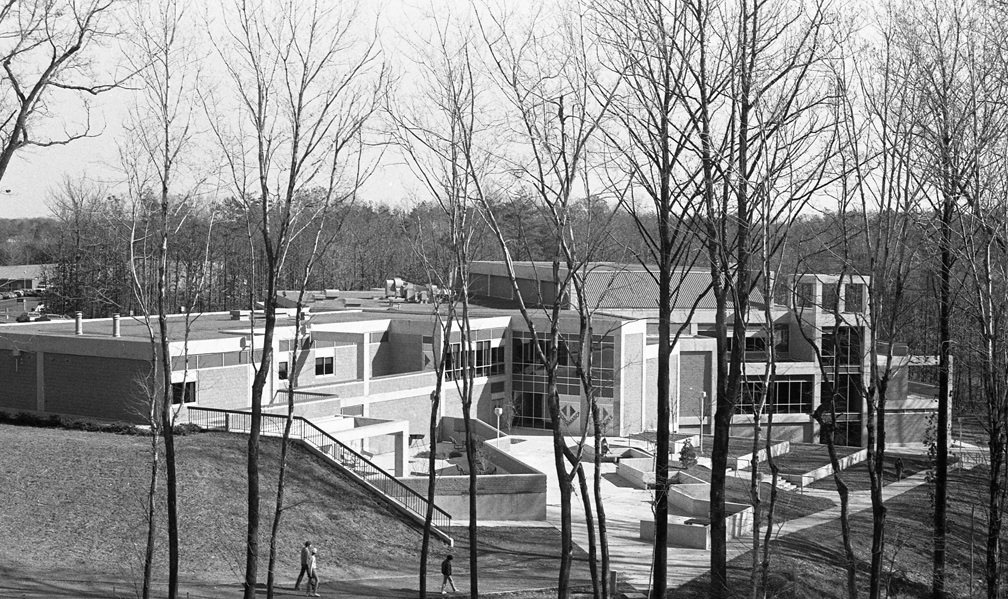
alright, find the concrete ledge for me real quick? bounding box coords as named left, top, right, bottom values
left=640, top=520, right=710, bottom=550
left=782, top=448, right=868, bottom=488
left=734, top=440, right=790, bottom=471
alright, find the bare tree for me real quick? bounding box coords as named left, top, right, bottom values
left=121, top=1, right=206, bottom=595
left=0, top=0, right=122, bottom=183
left=208, top=1, right=388, bottom=595
left=474, top=3, right=620, bottom=596
left=388, top=10, right=487, bottom=595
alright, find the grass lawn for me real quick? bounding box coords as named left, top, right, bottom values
left=675, top=465, right=990, bottom=598
left=0, top=423, right=604, bottom=598
left=677, top=466, right=834, bottom=522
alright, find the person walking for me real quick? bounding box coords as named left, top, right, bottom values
left=440, top=554, right=458, bottom=595
left=294, top=540, right=312, bottom=588
left=294, top=540, right=312, bottom=590
left=306, top=547, right=320, bottom=597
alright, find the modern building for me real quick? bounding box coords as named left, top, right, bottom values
left=0, top=263, right=937, bottom=450
left=469, top=261, right=937, bottom=447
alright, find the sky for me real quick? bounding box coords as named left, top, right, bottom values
left=0, top=0, right=455, bottom=220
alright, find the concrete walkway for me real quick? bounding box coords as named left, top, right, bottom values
left=506, top=433, right=959, bottom=597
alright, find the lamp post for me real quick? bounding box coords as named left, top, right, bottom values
left=699, top=392, right=707, bottom=453
left=494, top=406, right=503, bottom=446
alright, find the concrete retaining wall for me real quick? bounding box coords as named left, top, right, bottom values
left=783, top=448, right=868, bottom=488
left=640, top=520, right=710, bottom=550
left=399, top=439, right=546, bottom=521
left=734, top=440, right=790, bottom=471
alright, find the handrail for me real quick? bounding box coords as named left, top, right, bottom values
left=185, top=406, right=452, bottom=539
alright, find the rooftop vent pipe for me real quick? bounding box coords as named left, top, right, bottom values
left=75, top=312, right=83, bottom=335
left=112, top=314, right=121, bottom=337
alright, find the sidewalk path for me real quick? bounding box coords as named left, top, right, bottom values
left=506, top=434, right=956, bottom=596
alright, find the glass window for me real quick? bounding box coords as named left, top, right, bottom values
left=797, top=282, right=815, bottom=307
left=315, top=356, right=333, bottom=376
left=279, top=361, right=288, bottom=380
left=774, top=324, right=790, bottom=355
left=171, top=381, right=196, bottom=405
left=823, top=284, right=839, bottom=312
left=845, top=283, right=864, bottom=313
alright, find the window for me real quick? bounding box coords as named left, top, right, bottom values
left=513, top=392, right=551, bottom=429
left=278, top=361, right=289, bottom=380
left=171, top=381, right=196, bottom=405
left=845, top=283, right=864, bottom=313
left=823, top=284, right=839, bottom=312
left=797, top=282, right=815, bottom=307
left=445, top=340, right=502, bottom=380
left=315, top=356, right=333, bottom=376
left=738, top=376, right=812, bottom=414
left=820, top=374, right=864, bottom=446
left=822, top=326, right=862, bottom=369
left=774, top=324, right=790, bottom=355
left=490, top=346, right=506, bottom=375
left=744, top=336, right=767, bottom=353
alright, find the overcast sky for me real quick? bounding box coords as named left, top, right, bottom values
left=0, top=0, right=464, bottom=219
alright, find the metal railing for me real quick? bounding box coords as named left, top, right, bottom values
left=186, top=406, right=452, bottom=540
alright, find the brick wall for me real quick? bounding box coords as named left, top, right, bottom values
left=43, top=353, right=151, bottom=423
left=0, top=349, right=37, bottom=412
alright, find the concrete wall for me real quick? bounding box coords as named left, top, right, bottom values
left=398, top=439, right=546, bottom=520
left=369, top=393, right=430, bottom=442
left=43, top=352, right=150, bottom=423
left=0, top=349, right=37, bottom=412
left=196, top=365, right=249, bottom=409
left=885, top=411, right=931, bottom=447
left=783, top=448, right=868, bottom=488
left=644, top=355, right=658, bottom=431
left=390, top=332, right=423, bottom=374
left=679, top=351, right=712, bottom=422
left=621, top=332, right=644, bottom=435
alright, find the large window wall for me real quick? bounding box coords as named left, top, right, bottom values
left=511, top=331, right=615, bottom=428
left=738, top=375, right=814, bottom=414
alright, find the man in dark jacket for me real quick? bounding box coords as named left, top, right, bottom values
left=294, top=540, right=312, bottom=590
left=440, top=554, right=458, bottom=594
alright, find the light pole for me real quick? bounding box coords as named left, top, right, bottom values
left=494, top=406, right=503, bottom=446
left=699, top=392, right=707, bottom=453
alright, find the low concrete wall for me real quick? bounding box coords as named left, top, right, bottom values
left=783, top=448, right=869, bottom=488
left=399, top=434, right=546, bottom=521
left=640, top=520, right=710, bottom=550
left=734, top=440, right=790, bottom=471
left=440, top=416, right=511, bottom=452
left=617, top=458, right=654, bottom=488
left=264, top=398, right=342, bottom=419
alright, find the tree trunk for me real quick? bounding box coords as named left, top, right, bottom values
left=266, top=308, right=303, bottom=599
left=933, top=203, right=952, bottom=599
left=575, top=463, right=600, bottom=599
left=157, top=197, right=180, bottom=599
left=593, top=402, right=610, bottom=599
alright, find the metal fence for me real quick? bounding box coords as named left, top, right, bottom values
left=186, top=406, right=452, bottom=537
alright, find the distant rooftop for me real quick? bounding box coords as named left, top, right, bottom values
left=0, top=263, right=49, bottom=281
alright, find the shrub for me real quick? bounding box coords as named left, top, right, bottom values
left=448, top=450, right=462, bottom=459
left=679, top=439, right=698, bottom=470
left=172, top=422, right=202, bottom=436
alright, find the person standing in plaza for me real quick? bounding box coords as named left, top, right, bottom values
left=295, top=540, right=312, bottom=590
